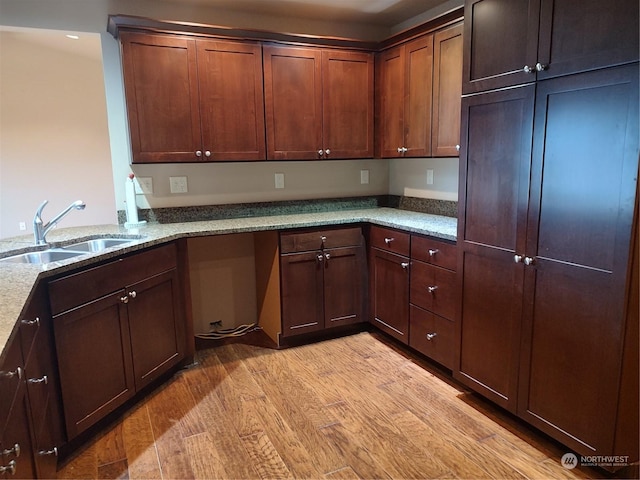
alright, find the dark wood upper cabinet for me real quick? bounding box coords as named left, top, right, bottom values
left=121, top=32, right=202, bottom=163
left=264, top=45, right=373, bottom=160
left=120, top=32, right=266, bottom=163
left=462, top=0, right=639, bottom=93
left=378, top=35, right=434, bottom=158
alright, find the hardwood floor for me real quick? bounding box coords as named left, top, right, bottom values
left=57, top=331, right=606, bottom=479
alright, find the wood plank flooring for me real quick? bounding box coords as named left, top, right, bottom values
left=57, top=331, right=607, bottom=479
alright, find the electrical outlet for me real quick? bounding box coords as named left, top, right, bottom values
left=426, top=169, right=434, bottom=185
left=169, top=176, right=188, bottom=193
left=360, top=169, right=369, bottom=185
left=275, top=173, right=285, bottom=189
left=135, top=176, right=153, bottom=194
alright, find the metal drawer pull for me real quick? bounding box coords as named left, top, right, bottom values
left=28, top=375, right=48, bottom=385
left=427, top=286, right=438, bottom=293
left=401, top=262, right=410, bottom=269
left=384, top=237, right=394, bottom=245
left=38, top=447, right=58, bottom=457
left=2, top=443, right=20, bottom=458
left=0, top=460, right=16, bottom=475
left=1, top=366, right=23, bottom=380
left=21, top=317, right=40, bottom=327
left=428, top=249, right=439, bottom=257
left=426, top=333, right=437, bottom=341
left=128, top=291, right=137, bottom=299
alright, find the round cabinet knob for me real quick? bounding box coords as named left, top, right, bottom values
left=128, top=291, right=137, bottom=299
left=120, top=296, right=129, bottom=304
left=195, top=150, right=202, bottom=157
left=317, top=254, right=324, bottom=262
left=0, top=460, right=17, bottom=475
left=514, top=254, right=523, bottom=263
left=324, top=253, right=331, bottom=261
left=2, top=443, right=20, bottom=458
left=318, top=149, right=324, bottom=156
left=524, top=256, right=536, bottom=266
left=456, top=144, right=460, bottom=151
left=38, top=447, right=58, bottom=457
left=320, top=235, right=327, bottom=244
left=325, top=149, right=330, bottom=155
left=397, top=147, right=404, bottom=153
left=427, top=286, right=438, bottom=294
left=205, top=151, right=211, bottom=157
left=28, top=375, right=48, bottom=385
left=535, top=62, right=547, bottom=72
left=21, top=317, right=40, bottom=327
left=426, top=332, right=437, bottom=341
left=523, top=65, right=535, bottom=73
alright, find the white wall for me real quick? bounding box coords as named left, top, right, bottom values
left=389, top=157, right=459, bottom=201
left=0, top=29, right=117, bottom=238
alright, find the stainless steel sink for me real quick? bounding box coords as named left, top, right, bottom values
left=0, top=249, right=84, bottom=264
left=61, top=238, right=135, bottom=252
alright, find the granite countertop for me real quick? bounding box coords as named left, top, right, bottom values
left=0, top=207, right=457, bottom=362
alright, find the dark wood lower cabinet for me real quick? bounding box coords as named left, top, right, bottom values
left=370, top=247, right=410, bottom=343
left=280, top=227, right=366, bottom=338
left=49, top=244, right=185, bottom=441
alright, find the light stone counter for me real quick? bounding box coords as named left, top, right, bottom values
left=0, top=208, right=457, bottom=362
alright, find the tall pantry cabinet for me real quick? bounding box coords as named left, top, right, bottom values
left=456, top=0, right=639, bottom=460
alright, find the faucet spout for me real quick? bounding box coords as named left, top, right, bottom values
left=33, top=200, right=86, bottom=245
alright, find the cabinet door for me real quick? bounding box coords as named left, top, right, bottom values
left=1, top=384, right=36, bottom=480
left=432, top=22, right=463, bottom=157
left=377, top=46, right=405, bottom=158
left=455, top=85, right=535, bottom=412
left=127, top=269, right=184, bottom=391
left=53, top=291, right=134, bottom=439
left=518, top=65, right=639, bottom=455
left=462, top=0, right=541, bottom=93
left=121, top=32, right=202, bottom=163
left=323, top=246, right=365, bottom=327
left=404, top=35, right=434, bottom=157
left=280, top=251, right=324, bottom=336
left=537, top=0, right=639, bottom=80
left=264, top=45, right=323, bottom=160
left=322, top=50, right=373, bottom=159
left=197, top=39, right=266, bottom=161
left=370, top=248, right=410, bottom=343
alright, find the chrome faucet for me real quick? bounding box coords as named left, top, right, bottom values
left=33, top=200, right=86, bottom=245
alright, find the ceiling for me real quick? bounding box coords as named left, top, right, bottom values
left=159, top=0, right=451, bottom=27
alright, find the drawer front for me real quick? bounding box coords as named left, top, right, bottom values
left=409, top=305, right=454, bottom=369
left=49, top=243, right=177, bottom=315
left=18, top=283, right=48, bottom=363
left=410, top=260, right=458, bottom=320
left=370, top=226, right=410, bottom=256
left=411, top=235, right=457, bottom=271
left=23, top=330, right=52, bottom=436
left=280, top=227, right=363, bottom=253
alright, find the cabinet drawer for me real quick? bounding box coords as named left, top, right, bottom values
left=410, top=260, right=458, bottom=320
left=411, top=235, right=457, bottom=271
left=409, top=305, right=454, bottom=369
left=18, top=283, right=48, bottom=363
left=49, top=243, right=177, bottom=315
left=280, top=227, right=363, bottom=253
left=23, top=330, right=52, bottom=436
left=370, top=226, right=410, bottom=256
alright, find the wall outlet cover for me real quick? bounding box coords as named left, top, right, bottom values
left=275, top=173, right=285, bottom=189
left=360, top=169, right=370, bottom=185
left=170, top=176, right=188, bottom=194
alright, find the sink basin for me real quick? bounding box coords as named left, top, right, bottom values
left=62, top=238, right=135, bottom=253
left=0, top=249, right=84, bottom=264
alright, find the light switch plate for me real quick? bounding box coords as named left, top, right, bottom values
left=426, top=169, right=434, bottom=185
left=170, top=176, right=188, bottom=194
left=275, top=173, right=285, bottom=189
left=360, top=169, right=369, bottom=185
